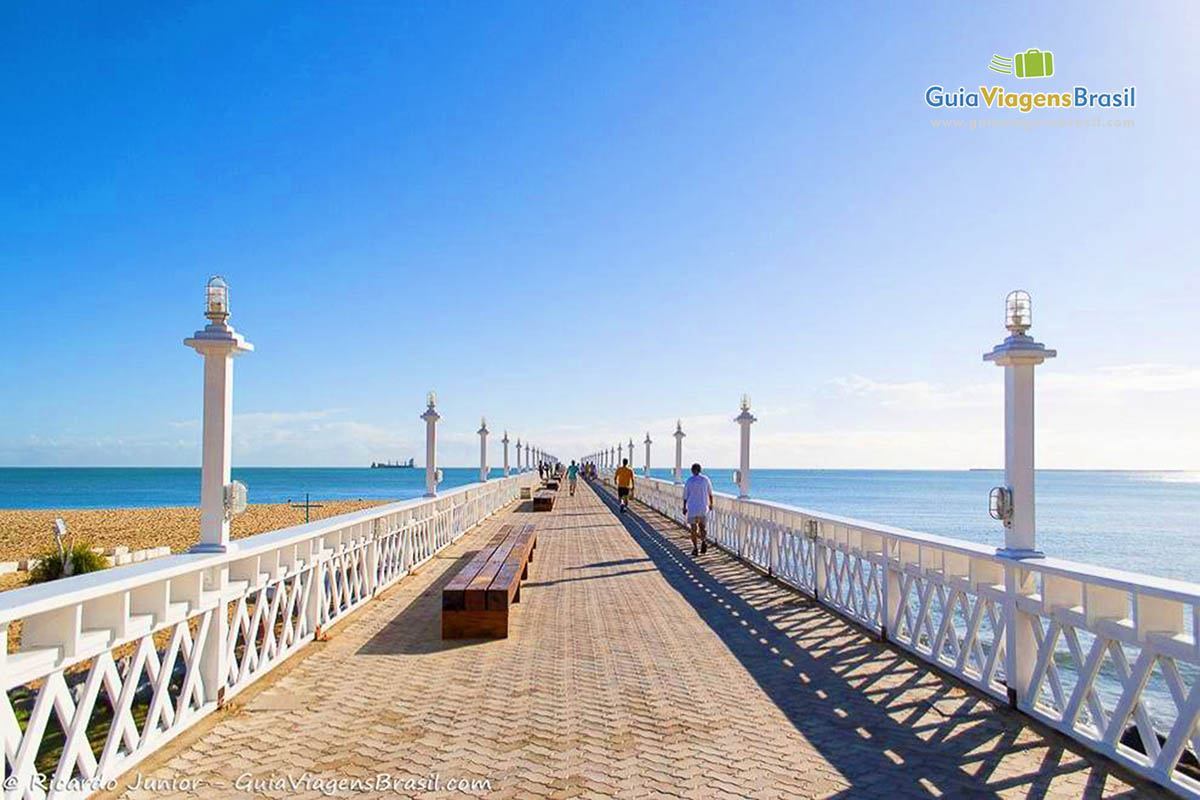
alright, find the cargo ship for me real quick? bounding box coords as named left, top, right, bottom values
left=370, top=458, right=415, bottom=469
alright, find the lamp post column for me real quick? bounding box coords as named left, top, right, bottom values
left=502, top=431, right=510, bottom=476
left=515, top=438, right=522, bottom=472
left=478, top=418, right=489, bottom=482
left=617, top=442, right=624, bottom=467
left=422, top=393, right=440, bottom=497
left=673, top=420, right=685, bottom=484
left=643, top=433, right=652, bottom=477
left=185, top=277, right=253, bottom=554
left=984, top=291, right=1056, bottom=710
left=735, top=396, right=756, bottom=499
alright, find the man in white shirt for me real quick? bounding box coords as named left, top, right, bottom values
left=682, top=463, right=714, bottom=557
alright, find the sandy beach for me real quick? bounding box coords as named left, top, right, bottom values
left=0, top=500, right=386, bottom=593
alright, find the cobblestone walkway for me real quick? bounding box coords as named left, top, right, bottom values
left=113, top=480, right=1161, bottom=799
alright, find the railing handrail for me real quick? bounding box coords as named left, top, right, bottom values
left=633, top=472, right=1200, bottom=603
left=0, top=476, right=505, bottom=624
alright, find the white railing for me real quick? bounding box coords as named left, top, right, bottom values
left=599, top=471, right=1200, bottom=798
left=0, top=472, right=536, bottom=799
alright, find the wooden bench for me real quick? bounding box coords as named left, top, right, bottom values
left=532, top=489, right=555, bottom=511
left=442, top=523, right=537, bottom=639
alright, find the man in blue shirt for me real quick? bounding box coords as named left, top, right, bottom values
left=682, top=463, right=714, bottom=556
left=566, top=460, right=579, bottom=496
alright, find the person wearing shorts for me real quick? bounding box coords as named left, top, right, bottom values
left=614, top=459, right=635, bottom=512
left=682, top=462, right=714, bottom=556
left=566, top=460, right=579, bottom=496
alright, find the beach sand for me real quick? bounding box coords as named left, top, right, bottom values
left=0, top=500, right=387, bottom=591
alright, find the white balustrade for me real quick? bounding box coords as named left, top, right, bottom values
left=604, top=473, right=1200, bottom=799
left=0, top=472, right=536, bottom=798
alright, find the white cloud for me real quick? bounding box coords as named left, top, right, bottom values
left=4, top=364, right=1198, bottom=469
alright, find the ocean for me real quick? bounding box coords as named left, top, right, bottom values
left=0, top=467, right=1197, bottom=583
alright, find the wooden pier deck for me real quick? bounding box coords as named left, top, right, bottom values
left=110, top=480, right=1163, bottom=799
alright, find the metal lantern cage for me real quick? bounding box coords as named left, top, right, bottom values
left=427, top=390, right=437, bottom=408
left=1005, top=290, right=1032, bottom=334
left=205, top=275, right=229, bottom=321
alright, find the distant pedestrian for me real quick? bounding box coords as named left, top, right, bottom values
left=614, top=458, right=635, bottom=513
left=566, top=460, right=579, bottom=496
left=682, top=463, right=714, bottom=556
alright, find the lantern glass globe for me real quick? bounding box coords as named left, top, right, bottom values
left=740, top=394, right=751, bottom=411
left=205, top=276, right=230, bottom=321
left=1005, top=290, right=1032, bottom=334
left=426, top=390, right=437, bottom=408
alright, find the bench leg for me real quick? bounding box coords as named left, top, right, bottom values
left=442, top=609, right=509, bottom=639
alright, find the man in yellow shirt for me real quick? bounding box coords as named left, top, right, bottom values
left=614, top=459, right=635, bottom=513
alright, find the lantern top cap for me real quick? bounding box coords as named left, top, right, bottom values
left=426, top=390, right=437, bottom=408
left=205, top=275, right=230, bottom=322
left=1005, top=290, right=1033, bottom=335
left=740, top=393, right=751, bottom=411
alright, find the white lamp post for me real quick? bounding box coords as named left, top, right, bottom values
left=478, top=417, right=489, bottom=482
left=617, top=441, right=624, bottom=467
left=643, top=432, right=652, bottom=477
left=502, top=430, right=510, bottom=476
left=673, top=420, right=686, bottom=484
left=985, top=290, right=1056, bottom=558
left=735, top=395, right=756, bottom=499
left=985, top=291, right=1055, bottom=710
left=628, top=438, right=635, bottom=469
left=421, top=391, right=440, bottom=497
left=515, top=438, right=522, bottom=471
left=525, top=443, right=531, bottom=471
left=185, top=276, right=253, bottom=554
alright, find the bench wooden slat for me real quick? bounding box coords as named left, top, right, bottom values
left=441, top=527, right=511, bottom=611
left=486, top=525, right=537, bottom=610
left=464, top=535, right=521, bottom=610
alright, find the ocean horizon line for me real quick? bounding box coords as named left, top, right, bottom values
left=1, top=465, right=1197, bottom=473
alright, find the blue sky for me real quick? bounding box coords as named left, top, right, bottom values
left=2, top=2, right=1197, bottom=469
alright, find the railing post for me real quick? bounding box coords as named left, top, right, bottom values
left=368, top=519, right=381, bottom=594
left=768, top=522, right=780, bottom=577
left=1004, top=563, right=1038, bottom=708
left=199, top=565, right=229, bottom=707
left=810, top=520, right=826, bottom=602
left=308, top=546, right=326, bottom=637
left=882, top=544, right=901, bottom=640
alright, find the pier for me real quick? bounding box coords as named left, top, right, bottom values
left=0, top=282, right=1197, bottom=799
left=96, top=483, right=1165, bottom=797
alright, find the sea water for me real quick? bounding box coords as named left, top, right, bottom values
left=0, top=467, right=1196, bottom=582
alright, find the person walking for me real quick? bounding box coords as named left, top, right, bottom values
left=566, top=460, right=579, bottom=496
left=682, top=462, right=714, bottom=556
left=614, top=458, right=635, bottom=513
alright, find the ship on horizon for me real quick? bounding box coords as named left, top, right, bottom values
left=371, top=457, right=416, bottom=469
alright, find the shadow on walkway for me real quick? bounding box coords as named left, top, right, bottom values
left=593, top=486, right=1159, bottom=800
left=356, top=549, right=490, bottom=656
